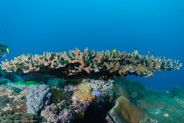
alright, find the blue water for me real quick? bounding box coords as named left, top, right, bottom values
left=0, top=0, right=183, bottom=91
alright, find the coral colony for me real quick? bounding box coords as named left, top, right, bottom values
left=1, top=48, right=181, bottom=78
left=0, top=46, right=183, bottom=123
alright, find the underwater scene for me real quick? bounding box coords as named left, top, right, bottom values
left=0, top=0, right=184, bottom=123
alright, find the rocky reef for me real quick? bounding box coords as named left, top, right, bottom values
left=0, top=74, right=184, bottom=123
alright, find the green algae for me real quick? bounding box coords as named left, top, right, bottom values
left=16, top=81, right=24, bottom=85
left=25, top=81, right=42, bottom=85
left=16, top=81, right=42, bottom=85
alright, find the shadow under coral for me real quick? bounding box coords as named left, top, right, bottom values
left=73, top=97, right=115, bottom=123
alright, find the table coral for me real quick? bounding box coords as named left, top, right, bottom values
left=1, top=48, right=182, bottom=80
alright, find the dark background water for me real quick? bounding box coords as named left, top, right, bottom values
left=0, top=0, right=183, bottom=91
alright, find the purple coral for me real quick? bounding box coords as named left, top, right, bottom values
left=92, top=91, right=102, bottom=97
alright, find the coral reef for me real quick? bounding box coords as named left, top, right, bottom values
left=52, top=88, right=63, bottom=103
left=107, top=77, right=184, bottom=123
left=47, top=78, right=67, bottom=89
left=40, top=82, right=97, bottom=122
left=0, top=113, right=43, bottom=123
left=0, top=75, right=184, bottom=122
left=109, top=96, right=147, bottom=123
left=0, top=78, right=12, bottom=85
left=40, top=103, right=59, bottom=122
left=170, top=86, right=184, bottom=98
left=0, top=48, right=183, bottom=123
left=0, top=43, right=8, bottom=58
left=26, top=84, right=52, bottom=115
left=1, top=48, right=182, bottom=80
left=85, top=79, right=114, bottom=97
left=72, top=83, right=95, bottom=102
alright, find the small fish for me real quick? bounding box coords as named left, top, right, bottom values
left=133, top=48, right=138, bottom=55
left=112, top=49, right=116, bottom=54
left=7, top=48, right=9, bottom=54
left=148, top=51, right=150, bottom=54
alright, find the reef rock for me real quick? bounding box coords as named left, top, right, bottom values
left=170, top=86, right=184, bottom=98
left=47, top=78, right=67, bottom=88
left=26, top=84, right=52, bottom=115
left=109, top=96, right=147, bottom=123
left=0, top=78, right=12, bottom=85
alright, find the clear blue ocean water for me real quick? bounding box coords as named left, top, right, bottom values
left=0, top=0, right=183, bottom=91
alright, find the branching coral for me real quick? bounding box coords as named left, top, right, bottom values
left=1, top=48, right=182, bottom=80
left=84, top=79, right=114, bottom=97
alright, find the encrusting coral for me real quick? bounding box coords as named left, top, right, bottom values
left=0, top=48, right=182, bottom=80
left=72, top=83, right=95, bottom=103
left=109, top=96, right=147, bottom=123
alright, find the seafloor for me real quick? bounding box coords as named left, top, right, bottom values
left=0, top=71, right=184, bottom=123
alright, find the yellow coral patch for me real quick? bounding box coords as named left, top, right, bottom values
left=72, top=83, right=95, bottom=102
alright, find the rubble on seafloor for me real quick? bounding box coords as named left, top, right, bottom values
left=0, top=72, right=184, bottom=123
